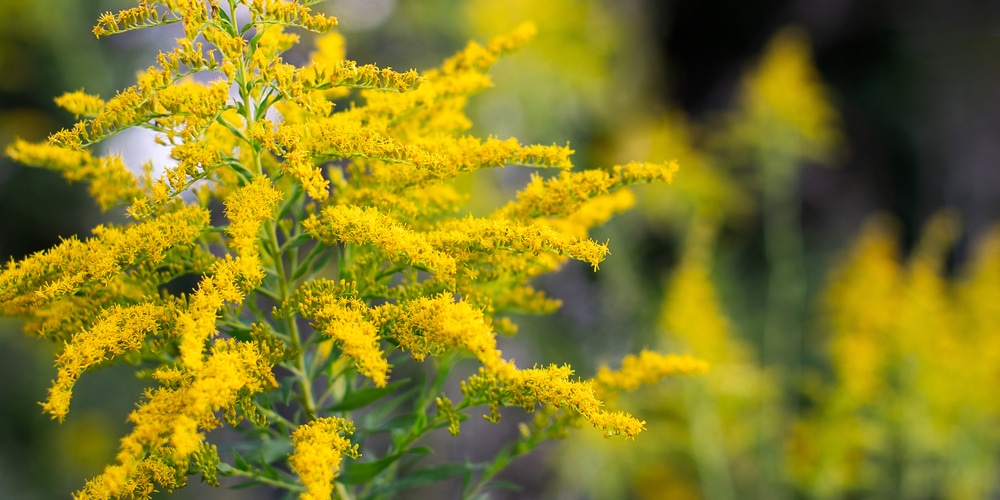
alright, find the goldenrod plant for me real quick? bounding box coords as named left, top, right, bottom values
left=0, top=1, right=708, bottom=498
left=790, top=213, right=1000, bottom=499
left=715, top=28, right=842, bottom=500
left=553, top=26, right=836, bottom=500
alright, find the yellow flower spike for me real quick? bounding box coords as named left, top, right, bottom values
left=6, top=140, right=143, bottom=210
left=463, top=362, right=650, bottom=439
left=292, top=280, right=390, bottom=387
left=304, top=205, right=457, bottom=280
left=92, top=3, right=163, bottom=38
left=44, top=303, right=167, bottom=420
left=55, top=90, right=106, bottom=118
left=290, top=417, right=360, bottom=500
left=594, top=350, right=710, bottom=395
left=441, top=22, right=538, bottom=74
left=0, top=205, right=208, bottom=316
left=176, top=180, right=279, bottom=369
left=77, top=338, right=276, bottom=499
left=177, top=254, right=265, bottom=369
left=224, top=176, right=284, bottom=256
left=498, top=161, right=676, bottom=221
left=249, top=0, right=339, bottom=33
left=376, top=293, right=502, bottom=367
left=428, top=216, right=609, bottom=271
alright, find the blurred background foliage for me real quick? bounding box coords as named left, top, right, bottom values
left=3, top=0, right=1000, bottom=498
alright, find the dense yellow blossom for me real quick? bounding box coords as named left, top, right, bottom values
left=224, top=176, right=283, bottom=255
left=2, top=1, right=694, bottom=498
left=304, top=204, right=458, bottom=279
left=594, top=350, right=709, bottom=395
left=6, top=139, right=142, bottom=210
left=291, top=280, right=389, bottom=387
left=289, top=417, right=359, bottom=500
left=499, top=161, right=678, bottom=220
left=0, top=205, right=208, bottom=315
left=77, top=339, right=277, bottom=499
left=93, top=3, right=163, bottom=38
left=721, top=26, right=841, bottom=172
left=45, top=303, right=170, bottom=420
left=249, top=0, right=339, bottom=33
left=375, top=293, right=500, bottom=365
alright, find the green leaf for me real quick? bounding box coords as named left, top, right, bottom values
left=230, top=437, right=292, bottom=468
left=367, top=413, right=418, bottom=434
left=325, top=379, right=410, bottom=412
left=228, top=480, right=265, bottom=490
left=257, top=437, right=293, bottom=464
left=280, top=376, right=295, bottom=405
left=227, top=159, right=255, bottom=182
left=248, top=28, right=265, bottom=54
left=308, top=246, right=336, bottom=275
left=277, top=184, right=305, bottom=221
left=291, top=243, right=333, bottom=282
left=338, top=451, right=406, bottom=485
left=370, top=463, right=477, bottom=496
left=338, top=447, right=432, bottom=485
left=282, top=233, right=312, bottom=253
left=231, top=449, right=249, bottom=471
left=215, top=7, right=235, bottom=36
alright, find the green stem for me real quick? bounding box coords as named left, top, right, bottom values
left=757, top=149, right=806, bottom=500
left=366, top=355, right=461, bottom=499
left=686, top=381, right=735, bottom=500
left=269, top=217, right=318, bottom=421
left=223, top=466, right=304, bottom=492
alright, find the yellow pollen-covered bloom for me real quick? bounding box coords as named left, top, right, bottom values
left=289, top=417, right=360, bottom=500
left=292, top=280, right=390, bottom=387
left=44, top=303, right=168, bottom=420
left=594, top=350, right=710, bottom=395
left=224, top=176, right=283, bottom=256
left=304, top=204, right=457, bottom=279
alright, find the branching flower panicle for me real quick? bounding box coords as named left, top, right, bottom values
left=2, top=1, right=703, bottom=498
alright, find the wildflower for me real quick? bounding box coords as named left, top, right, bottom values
left=2, top=2, right=697, bottom=497
left=289, top=417, right=359, bottom=500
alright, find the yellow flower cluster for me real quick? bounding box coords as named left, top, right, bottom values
left=249, top=0, right=339, bottom=33
left=289, top=417, right=359, bottom=500
left=594, top=350, right=709, bottom=394
left=289, top=280, right=390, bottom=387
left=44, top=303, right=168, bottom=420
left=94, top=2, right=163, bottom=38
left=789, top=214, right=1000, bottom=498
left=0, top=205, right=208, bottom=315
left=499, top=160, right=679, bottom=220
left=179, top=178, right=281, bottom=370
left=6, top=139, right=142, bottom=210
left=722, top=26, right=841, bottom=171
left=374, top=294, right=693, bottom=439
left=77, top=339, right=277, bottom=499
left=2, top=1, right=703, bottom=497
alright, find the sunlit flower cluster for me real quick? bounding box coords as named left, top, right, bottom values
left=1, top=1, right=701, bottom=498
